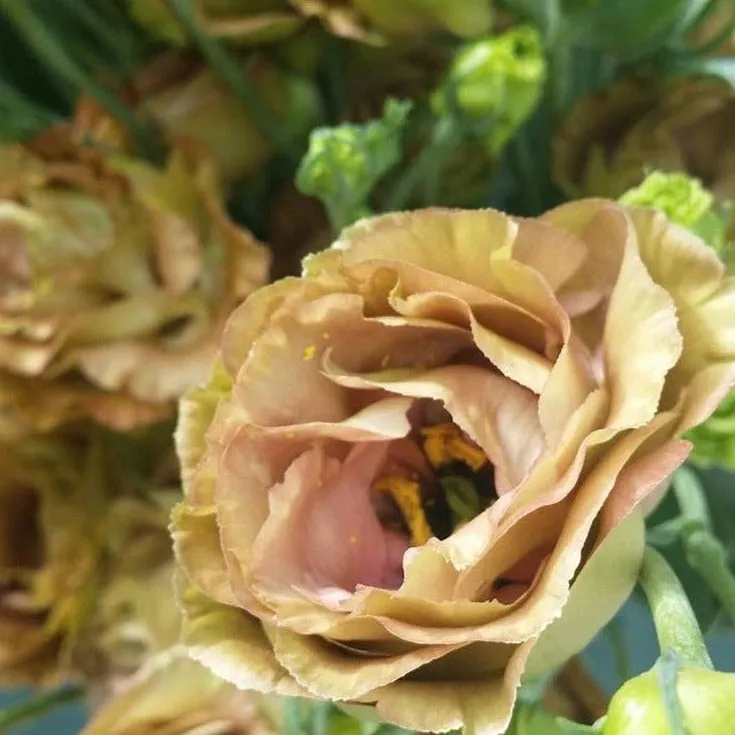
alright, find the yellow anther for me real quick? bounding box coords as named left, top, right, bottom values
left=421, top=423, right=487, bottom=472
left=372, top=474, right=432, bottom=546
left=302, top=345, right=317, bottom=361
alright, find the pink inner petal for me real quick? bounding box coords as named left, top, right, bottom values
left=303, top=442, right=410, bottom=591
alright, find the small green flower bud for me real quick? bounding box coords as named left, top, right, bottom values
left=619, top=171, right=727, bottom=252
left=432, top=26, right=546, bottom=155
left=295, top=98, right=412, bottom=231
left=603, top=667, right=735, bottom=735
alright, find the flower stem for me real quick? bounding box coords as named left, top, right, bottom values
left=0, top=685, right=84, bottom=732
left=639, top=546, right=713, bottom=670
left=166, top=0, right=299, bottom=163
left=684, top=529, right=735, bottom=627
left=385, top=117, right=459, bottom=211
left=670, top=467, right=735, bottom=627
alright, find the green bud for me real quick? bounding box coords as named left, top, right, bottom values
left=432, top=26, right=546, bottom=156
left=295, top=99, right=412, bottom=231
left=619, top=171, right=727, bottom=252
left=603, top=667, right=735, bottom=735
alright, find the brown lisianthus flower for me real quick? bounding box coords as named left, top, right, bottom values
left=73, top=53, right=320, bottom=185
left=126, top=0, right=493, bottom=45
left=0, top=418, right=100, bottom=685
left=172, top=201, right=735, bottom=734
left=0, top=126, right=269, bottom=430
left=82, top=648, right=280, bottom=735
left=553, top=76, right=735, bottom=201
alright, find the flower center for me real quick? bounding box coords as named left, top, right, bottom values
left=371, top=423, right=496, bottom=545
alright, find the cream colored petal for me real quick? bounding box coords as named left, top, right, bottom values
left=323, top=363, right=545, bottom=492
left=175, top=359, right=232, bottom=491
left=337, top=208, right=518, bottom=292
left=270, top=626, right=459, bottom=700
left=369, top=640, right=532, bottom=735
left=601, top=210, right=682, bottom=429
left=232, top=291, right=471, bottom=427
left=542, top=200, right=628, bottom=306
left=538, top=335, right=597, bottom=448
left=511, top=217, right=588, bottom=293
left=81, top=648, right=229, bottom=735
left=179, top=581, right=300, bottom=695
left=675, top=362, right=735, bottom=433
left=626, top=207, right=735, bottom=402
left=76, top=332, right=219, bottom=403
left=526, top=437, right=689, bottom=676
left=388, top=289, right=553, bottom=393
left=219, top=277, right=312, bottom=376
left=171, top=502, right=239, bottom=608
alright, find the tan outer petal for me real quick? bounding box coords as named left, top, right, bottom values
left=178, top=579, right=302, bottom=696
left=82, top=647, right=279, bottom=735
left=627, top=207, right=735, bottom=403
left=510, top=217, right=588, bottom=293
left=526, top=438, right=689, bottom=677
left=336, top=208, right=519, bottom=293
left=231, top=290, right=472, bottom=427
left=269, top=626, right=461, bottom=700
left=368, top=640, right=533, bottom=735
left=601, top=207, right=682, bottom=430
left=323, top=363, right=546, bottom=495
left=76, top=333, right=219, bottom=403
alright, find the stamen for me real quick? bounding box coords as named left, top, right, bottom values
left=421, top=423, right=487, bottom=471
left=372, top=474, right=432, bottom=546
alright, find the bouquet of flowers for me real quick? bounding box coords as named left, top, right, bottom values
left=2, top=2, right=735, bottom=734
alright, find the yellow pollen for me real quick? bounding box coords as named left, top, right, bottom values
left=421, top=423, right=487, bottom=471
left=285, top=431, right=295, bottom=439
left=372, top=474, right=432, bottom=546
left=302, top=345, right=317, bottom=361
left=322, top=332, right=330, bottom=339
left=349, top=534, right=357, bottom=545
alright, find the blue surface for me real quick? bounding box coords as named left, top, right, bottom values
left=0, top=689, right=87, bottom=735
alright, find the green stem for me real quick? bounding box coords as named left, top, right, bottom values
left=166, top=0, right=299, bottom=162
left=548, top=43, right=571, bottom=124
left=0, top=685, right=84, bottom=732
left=385, top=117, right=458, bottom=211
left=672, top=466, right=711, bottom=526
left=671, top=467, right=735, bottom=627
left=1, top=1, right=162, bottom=162
left=690, top=4, right=735, bottom=55
left=54, top=0, right=140, bottom=76
left=639, top=546, right=713, bottom=670
left=684, top=529, right=735, bottom=627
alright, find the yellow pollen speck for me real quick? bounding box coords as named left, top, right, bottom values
left=302, top=345, right=317, bottom=361
left=322, top=332, right=330, bottom=339
left=349, top=535, right=357, bottom=545
left=421, top=423, right=487, bottom=471
left=285, top=432, right=295, bottom=439
left=372, top=475, right=432, bottom=546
